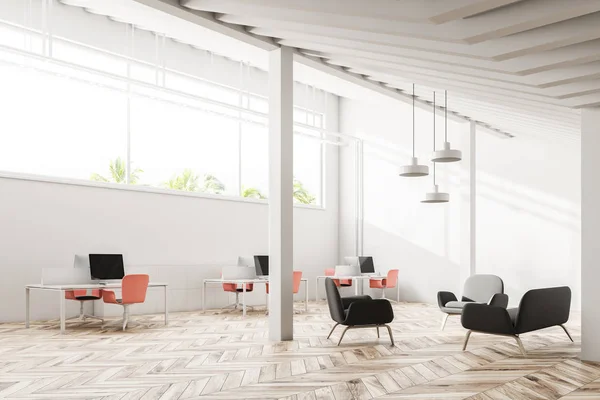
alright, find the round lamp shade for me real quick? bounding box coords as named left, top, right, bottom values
left=432, top=141, right=462, bottom=163
left=399, top=157, right=429, bottom=177
left=421, top=185, right=449, bottom=203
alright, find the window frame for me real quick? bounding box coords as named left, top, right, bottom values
left=0, top=18, right=329, bottom=209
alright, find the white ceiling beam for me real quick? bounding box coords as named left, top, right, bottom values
left=278, top=37, right=600, bottom=76
left=327, top=57, right=600, bottom=100
left=293, top=53, right=514, bottom=137
left=181, top=0, right=519, bottom=24
left=214, top=1, right=600, bottom=44
left=132, top=0, right=277, bottom=51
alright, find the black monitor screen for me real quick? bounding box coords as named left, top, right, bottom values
left=89, top=254, right=125, bottom=280
left=359, top=256, right=375, bottom=273
left=254, top=255, right=269, bottom=276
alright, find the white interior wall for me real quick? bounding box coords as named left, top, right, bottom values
left=0, top=127, right=338, bottom=322
left=0, top=0, right=340, bottom=322
left=339, top=95, right=581, bottom=308
left=339, top=97, right=463, bottom=303
left=476, top=133, right=581, bottom=309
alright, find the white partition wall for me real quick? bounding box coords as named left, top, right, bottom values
left=582, top=107, right=600, bottom=362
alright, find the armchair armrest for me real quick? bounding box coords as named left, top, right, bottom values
left=344, top=299, right=394, bottom=326
left=461, top=303, right=515, bottom=335
left=437, top=291, right=457, bottom=308
left=342, top=295, right=372, bottom=310
left=488, top=293, right=509, bottom=308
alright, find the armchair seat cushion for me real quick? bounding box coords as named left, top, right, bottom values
left=442, top=301, right=483, bottom=314
left=445, top=301, right=476, bottom=309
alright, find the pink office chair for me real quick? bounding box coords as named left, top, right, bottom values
left=102, top=274, right=149, bottom=330
left=325, top=268, right=352, bottom=287
left=265, top=271, right=303, bottom=313
left=222, top=281, right=254, bottom=311
left=370, top=269, right=399, bottom=301
left=65, top=289, right=103, bottom=322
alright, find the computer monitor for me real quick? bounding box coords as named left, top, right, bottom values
left=359, top=256, right=375, bottom=274
left=254, top=255, right=269, bottom=276
left=89, top=254, right=125, bottom=280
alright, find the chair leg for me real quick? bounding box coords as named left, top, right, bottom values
left=337, top=326, right=350, bottom=346
left=462, top=330, right=472, bottom=351
left=440, top=314, right=449, bottom=331
left=327, top=323, right=339, bottom=339
left=559, top=324, right=574, bottom=342
left=385, top=325, right=395, bottom=346
left=377, top=326, right=380, bottom=338
left=515, top=335, right=527, bottom=356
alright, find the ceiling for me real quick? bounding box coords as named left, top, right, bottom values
left=58, top=0, right=597, bottom=140
left=179, top=0, right=597, bottom=139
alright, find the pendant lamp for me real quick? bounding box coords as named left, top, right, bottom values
left=399, top=84, right=429, bottom=177
left=432, top=90, right=462, bottom=163
left=422, top=92, right=449, bottom=203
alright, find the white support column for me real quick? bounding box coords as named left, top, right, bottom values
left=460, top=121, right=476, bottom=284
left=268, top=45, right=294, bottom=341
left=581, top=107, right=600, bottom=362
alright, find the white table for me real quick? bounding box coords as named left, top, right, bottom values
left=202, top=278, right=309, bottom=317
left=25, top=282, right=169, bottom=334
left=315, top=275, right=387, bottom=300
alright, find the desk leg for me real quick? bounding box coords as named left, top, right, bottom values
left=25, top=288, right=30, bottom=328
left=202, top=280, right=206, bottom=311
left=164, top=286, right=168, bottom=325
left=59, top=290, right=66, bottom=334
left=354, top=278, right=359, bottom=296
left=242, top=283, right=247, bottom=318
left=315, top=277, right=319, bottom=301
left=305, top=281, right=308, bottom=312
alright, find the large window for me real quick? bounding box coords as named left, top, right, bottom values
left=0, top=12, right=328, bottom=206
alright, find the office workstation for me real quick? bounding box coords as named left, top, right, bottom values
left=0, top=0, right=593, bottom=398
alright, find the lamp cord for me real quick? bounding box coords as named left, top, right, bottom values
left=412, top=83, right=415, bottom=158
left=445, top=90, right=448, bottom=143
left=433, top=91, right=436, bottom=186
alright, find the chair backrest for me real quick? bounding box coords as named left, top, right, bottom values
left=325, top=278, right=345, bottom=323
left=386, top=269, right=399, bottom=288
left=122, top=274, right=149, bottom=304
left=462, top=274, right=504, bottom=303
left=293, top=271, right=302, bottom=294
left=266, top=271, right=301, bottom=294
left=514, top=286, right=571, bottom=334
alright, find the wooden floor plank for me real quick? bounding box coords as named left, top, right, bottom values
left=0, top=301, right=592, bottom=400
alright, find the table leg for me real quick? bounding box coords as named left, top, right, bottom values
left=59, top=290, right=66, bottom=334
left=397, top=285, right=400, bottom=302
left=164, top=286, right=168, bottom=325
left=315, top=277, right=319, bottom=301
left=25, top=288, right=30, bottom=328
left=202, top=280, right=206, bottom=311
left=242, top=283, right=247, bottom=318
left=305, top=281, right=308, bottom=312
left=354, top=278, right=359, bottom=296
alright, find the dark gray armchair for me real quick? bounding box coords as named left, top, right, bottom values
left=461, top=286, right=572, bottom=355
left=438, top=274, right=505, bottom=330
left=325, top=278, right=395, bottom=345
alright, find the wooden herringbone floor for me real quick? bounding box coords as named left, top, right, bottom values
left=0, top=301, right=598, bottom=400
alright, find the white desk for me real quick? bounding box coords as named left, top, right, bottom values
left=315, top=275, right=386, bottom=300
left=25, top=282, right=169, bottom=334
left=202, top=278, right=308, bottom=317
